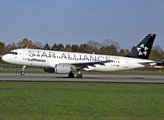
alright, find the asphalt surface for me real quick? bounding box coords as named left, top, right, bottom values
left=0, top=73, right=164, bottom=84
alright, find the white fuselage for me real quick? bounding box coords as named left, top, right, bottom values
left=2, top=48, right=156, bottom=72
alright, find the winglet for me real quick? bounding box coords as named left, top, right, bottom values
left=126, top=34, right=156, bottom=59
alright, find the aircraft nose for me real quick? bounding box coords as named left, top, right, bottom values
left=2, top=55, right=6, bottom=61
left=2, top=55, right=9, bottom=62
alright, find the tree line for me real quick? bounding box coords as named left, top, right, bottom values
left=0, top=38, right=164, bottom=61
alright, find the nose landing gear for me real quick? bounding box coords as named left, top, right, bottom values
left=20, top=65, right=26, bottom=75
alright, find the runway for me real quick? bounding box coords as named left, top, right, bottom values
left=0, top=73, right=164, bottom=84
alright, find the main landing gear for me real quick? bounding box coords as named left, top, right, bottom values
left=20, top=65, right=26, bottom=75
left=68, top=72, right=74, bottom=78
left=68, top=71, right=83, bottom=78
left=77, top=71, right=83, bottom=78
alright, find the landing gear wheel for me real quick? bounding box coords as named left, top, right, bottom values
left=77, top=74, right=83, bottom=79
left=20, top=71, right=25, bottom=75
left=20, top=65, right=26, bottom=75
left=68, top=72, right=74, bottom=78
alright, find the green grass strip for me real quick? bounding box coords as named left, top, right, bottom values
left=0, top=82, right=164, bottom=120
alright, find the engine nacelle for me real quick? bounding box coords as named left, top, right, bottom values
left=55, top=64, right=71, bottom=74
left=44, top=67, right=55, bottom=73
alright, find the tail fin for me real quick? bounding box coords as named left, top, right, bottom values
left=126, top=34, right=156, bottom=59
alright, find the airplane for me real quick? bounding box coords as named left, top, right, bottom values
left=2, top=34, right=156, bottom=78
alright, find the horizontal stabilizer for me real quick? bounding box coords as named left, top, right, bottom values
left=138, top=61, right=156, bottom=66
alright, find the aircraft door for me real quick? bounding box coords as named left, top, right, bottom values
left=124, top=59, right=129, bottom=68
left=23, top=50, right=28, bottom=60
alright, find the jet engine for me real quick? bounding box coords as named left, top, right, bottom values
left=55, top=64, right=71, bottom=74
left=44, top=64, right=72, bottom=74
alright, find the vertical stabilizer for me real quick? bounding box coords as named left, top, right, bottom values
left=126, top=34, right=156, bottom=59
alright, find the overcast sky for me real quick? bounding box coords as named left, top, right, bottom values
left=0, top=0, right=164, bottom=49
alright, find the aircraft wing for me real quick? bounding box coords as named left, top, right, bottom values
left=71, top=60, right=112, bottom=66
left=61, top=60, right=113, bottom=69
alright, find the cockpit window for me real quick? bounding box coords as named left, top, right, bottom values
left=9, top=52, right=18, bottom=55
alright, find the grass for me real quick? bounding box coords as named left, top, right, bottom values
left=0, top=59, right=6, bottom=64
left=0, top=82, right=164, bottom=120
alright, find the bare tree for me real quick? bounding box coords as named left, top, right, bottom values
left=34, top=41, right=43, bottom=49
left=102, top=39, right=120, bottom=50
left=152, top=45, right=163, bottom=54
left=152, top=45, right=164, bottom=60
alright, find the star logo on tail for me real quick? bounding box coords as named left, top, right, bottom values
left=137, top=44, right=149, bottom=56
